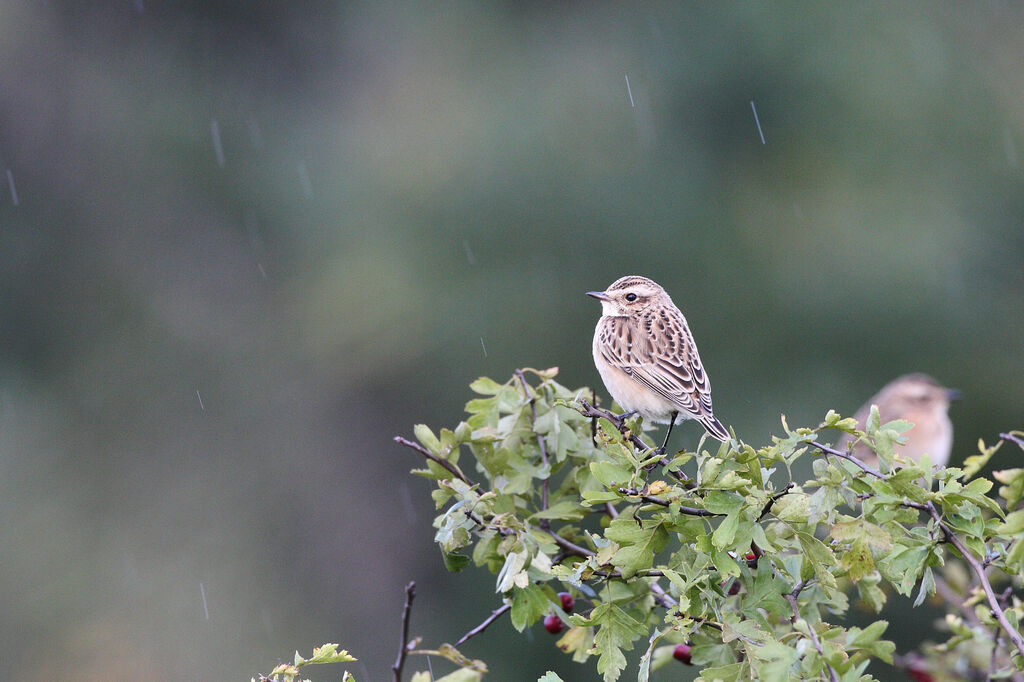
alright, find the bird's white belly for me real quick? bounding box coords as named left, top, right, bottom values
left=594, top=361, right=689, bottom=425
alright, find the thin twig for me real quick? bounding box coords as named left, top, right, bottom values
left=455, top=603, right=511, bottom=646
left=758, top=483, right=796, bottom=521
left=785, top=581, right=839, bottom=682
left=577, top=399, right=693, bottom=486
left=392, top=582, right=416, bottom=682
left=578, top=398, right=651, bottom=452
left=1000, top=432, right=1024, bottom=450
left=811, top=440, right=885, bottom=479
left=515, top=369, right=550, bottom=524
left=616, top=487, right=721, bottom=516
left=547, top=529, right=593, bottom=557
left=648, top=581, right=677, bottom=608
left=594, top=569, right=666, bottom=578
left=916, top=501, right=1024, bottom=659
left=394, top=436, right=473, bottom=486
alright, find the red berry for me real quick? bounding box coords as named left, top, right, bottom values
left=728, top=580, right=741, bottom=596
left=543, top=614, right=564, bottom=634
left=745, top=551, right=757, bottom=561
left=906, top=663, right=934, bottom=682
left=558, top=592, right=575, bottom=613
left=672, top=644, right=693, bottom=664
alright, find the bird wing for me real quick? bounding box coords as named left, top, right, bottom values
left=598, top=310, right=723, bottom=434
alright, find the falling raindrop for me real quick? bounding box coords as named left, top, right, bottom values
left=480, top=337, right=488, bottom=357
left=196, top=390, right=205, bottom=411
left=624, top=74, right=635, bottom=109
left=463, top=239, right=476, bottom=265
left=210, top=119, right=225, bottom=167
left=750, top=101, right=766, bottom=145
left=7, top=169, right=18, bottom=206
left=400, top=483, right=417, bottom=524
left=200, top=582, right=210, bottom=620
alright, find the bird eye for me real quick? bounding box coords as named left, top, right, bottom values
left=625, top=293, right=638, bottom=302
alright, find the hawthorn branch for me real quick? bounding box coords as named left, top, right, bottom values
left=394, top=436, right=473, bottom=487
left=392, top=581, right=416, bottom=682
left=1000, top=431, right=1024, bottom=450
left=515, top=369, right=550, bottom=522
left=455, top=603, right=511, bottom=646
left=811, top=440, right=884, bottom=479
left=785, top=581, right=839, bottom=682
left=547, top=529, right=593, bottom=558
left=910, top=500, right=1024, bottom=659
left=577, top=399, right=695, bottom=486
left=758, top=482, right=796, bottom=521
left=617, top=487, right=721, bottom=516
left=578, top=398, right=651, bottom=453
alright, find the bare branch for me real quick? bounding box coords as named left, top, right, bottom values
left=394, top=436, right=474, bottom=486
left=547, top=529, right=593, bottom=558
left=1000, top=431, right=1024, bottom=451
left=785, top=581, right=839, bottom=682
left=811, top=440, right=885, bottom=479
left=915, top=501, right=1024, bottom=659
left=758, top=482, right=796, bottom=521
left=617, top=487, right=721, bottom=516
left=455, top=603, right=511, bottom=646
left=577, top=399, right=694, bottom=486
left=392, top=581, right=416, bottom=682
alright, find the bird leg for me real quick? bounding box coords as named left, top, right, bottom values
left=657, top=411, right=678, bottom=455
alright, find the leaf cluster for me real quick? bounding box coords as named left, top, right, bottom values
left=404, top=370, right=1024, bottom=682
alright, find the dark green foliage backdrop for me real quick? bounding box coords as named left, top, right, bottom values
left=0, top=4, right=1021, bottom=680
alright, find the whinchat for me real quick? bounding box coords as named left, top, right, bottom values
left=836, top=373, right=957, bottom=469
left=587, top=275, right=729, bottom=448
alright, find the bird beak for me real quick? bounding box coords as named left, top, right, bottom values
left=946, top=388, right=961, bottom=401
left=587, top=290, right=611, bottom=301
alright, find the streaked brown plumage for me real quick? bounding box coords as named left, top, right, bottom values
left=587, top=275, right=729, bottom=444
left=836, top=373, right=957, bottom=469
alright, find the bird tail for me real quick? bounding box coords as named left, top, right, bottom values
left=700, top=415, right=730, bottom=442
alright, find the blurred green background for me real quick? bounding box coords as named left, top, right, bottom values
left=1, top=3, right=1022, bottom=681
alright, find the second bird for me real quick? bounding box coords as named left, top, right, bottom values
left=836, top=373, right=957, bottom=469
left=587, top=275, right=729, bottom=448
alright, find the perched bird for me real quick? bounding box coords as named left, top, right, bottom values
left=836, top=373, right=958, bottom=469
left=587, top=275, right=729, bottom=449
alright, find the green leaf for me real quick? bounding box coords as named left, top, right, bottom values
left=712, top=511, right=740, bottom=550
left=606, top=518, right=669, bottom=578
left=581, top=602, right=647, bottom=682
left=530, top=500, right=585, bottom=521
left=914, top=567, right=935, bottom=607
left=696, top=662, right=746, bottom=682
left=637, top=628, right=667, bottom=682
left=841, top=536, right=874, bottom=582
left=962, top=438, right=1001, bottom=480
left=581, top=490, right=622, bottom=506
left=590, top=461, right=632, bottom=488
left=536, top=673, right=564, bottom=682
left=711, top=547, right=741, bottom=579
left=443, top=552, right=470, bottom=573
left=509, top=584, right=548, bottom=631
left=414, top=423, right=442, bottom=455
left=796, top=532, right=837, bottom=588
left=470, top=376, right=506, bottom=395
left=996, top=509, right=1024, bottom=535
left=703, top=490, right=744, bottom=515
